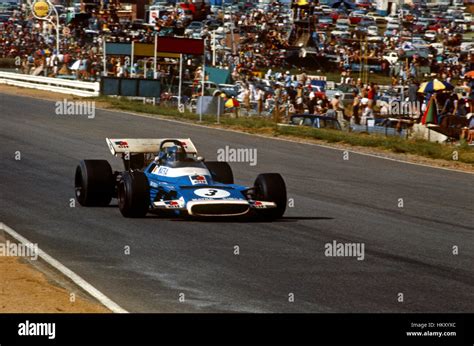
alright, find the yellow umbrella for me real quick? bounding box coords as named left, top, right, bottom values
left=225, top=98, right=240, bottom=108
left=418, top=79, right=453, bottom=93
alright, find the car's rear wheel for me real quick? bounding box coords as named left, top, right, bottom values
left=205, top=161, right=234, bottom=184
left=253, top=173, right=287, bottom=220
left=75, top=160, right=114, bottom=206
left=118, top=171, right=150, bottom=218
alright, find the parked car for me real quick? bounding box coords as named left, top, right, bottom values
left=218, top=84, right=241, bottom=98
left=367, top=25, right=378, bottom=36
left=430, top=43, right=444, bottom=55
left=383, top=51, right=399, bottom=65
left=460, top=41, right=474, bottom=52
left=289, top=114, right=342, bottom=130
left=335, top=23, right=350, bottom=31
left=386, top=22, right=400, bottom=31
left=424, top=30, right=437, bottom=41
left=350, top=118, right=413, bottom=138
left=185, top=21, right=203, bottom=35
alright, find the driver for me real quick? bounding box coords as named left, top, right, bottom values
left=154, top=145, right=187, bottom=164
left=155, top=145, right=186, bottom=163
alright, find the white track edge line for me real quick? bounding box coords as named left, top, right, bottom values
left=97, top=106, right=474, bottom=175
left=0, top=222, right=128, bottom=313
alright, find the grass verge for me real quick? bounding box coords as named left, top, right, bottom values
left=94, top=96, right=474, bottom=165
left=278, top=126, right=474, bottom=164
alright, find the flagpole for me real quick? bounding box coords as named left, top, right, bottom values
left=178, top=53, right=183, bottom=111
left=154, top=34, right=157, bottom=79
left=103, top=38, right=107, bottom=76
left=130, top=41, right=135, bottom=78
left=200, top=37, right=206, bottom=123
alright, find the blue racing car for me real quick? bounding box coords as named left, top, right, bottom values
left=74, top=138, right=287, bottom=220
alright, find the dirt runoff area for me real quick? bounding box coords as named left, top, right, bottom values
left=0, top=233, right=108, bottom=313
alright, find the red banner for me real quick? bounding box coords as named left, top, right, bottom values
left=157, top=37, right=204, bottom=55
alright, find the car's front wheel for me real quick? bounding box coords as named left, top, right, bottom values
left=75, top=160, right=114, bottom=207
left=253, top=173, right=287, bottom=220
left=118, top=171, right=150, bottom=218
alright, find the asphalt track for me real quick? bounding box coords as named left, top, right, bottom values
left=0, top=93, right=473, bottom=312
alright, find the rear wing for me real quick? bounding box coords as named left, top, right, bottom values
left=106, top=138, right=198, bottom=156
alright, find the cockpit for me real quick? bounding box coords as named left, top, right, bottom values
left=154, top=145, right=206, bottom=169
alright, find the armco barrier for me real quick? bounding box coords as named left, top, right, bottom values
left=101, top=77, right=161, bottom=98
left=0, top=71, right=100, bottom=97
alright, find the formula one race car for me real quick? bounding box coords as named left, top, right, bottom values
left=74, top=138, right=287, bottom=219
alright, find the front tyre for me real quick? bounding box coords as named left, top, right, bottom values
left=254, top=173, right=287, bottom=220
left=118, top=171, right=150, bottom=218
left=75, top=160, right=114, bottom=206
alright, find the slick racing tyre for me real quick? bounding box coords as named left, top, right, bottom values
left=118, top=171, right=150, bottom=218
left=254, top=173, right=287, bottom=220
left=205, top=161, right=234, bottom=184
left=75, top=160, right=114, bottom=206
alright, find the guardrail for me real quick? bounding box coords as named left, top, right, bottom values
left=0, top=71, right=100, bottom=97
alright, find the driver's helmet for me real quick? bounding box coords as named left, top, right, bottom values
left=165, top=145, right=186, bottom=162
left=155, top=150, right=167, bottom=163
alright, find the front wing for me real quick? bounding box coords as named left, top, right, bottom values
left=152, top=198, right=276, bottom=216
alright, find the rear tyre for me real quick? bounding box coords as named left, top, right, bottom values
left=254, top=173, right=287, bottom=220
left=118, top=171, right=150, bottom=218
left=75, top=160, right=114, bottom=206
left=205, top=161, right=234, bottom=184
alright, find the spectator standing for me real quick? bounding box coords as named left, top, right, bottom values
left=284, top=71, right=292, bottom=87
left=468, top=114, right=474, bottom=144
left=352, top=91, right=361, bottom=124
left=331, top=93, right=344, bottom=119
left=307, top=93, right=316, bottom=114
left=367, top=83, right=376, bottom=108
left=295, top=84, right=304, bottom=113
left=326, top=104, right=336, bottom=118
left=256, top=87, right=265, bottom=116
left=242, top=86, right=251, bottom=114
left=273, top=84, right=282, bottom=122
left=297, top=68, right=307, bottom=85
left=360, top=98, right=374, bottom=125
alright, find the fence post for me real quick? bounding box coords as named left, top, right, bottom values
left=217, top=96, right=221, bottom=124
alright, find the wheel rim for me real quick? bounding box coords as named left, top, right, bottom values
left=74, top=169, right=85, bottom=202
